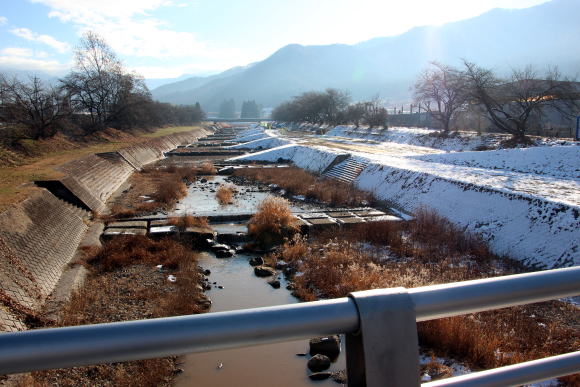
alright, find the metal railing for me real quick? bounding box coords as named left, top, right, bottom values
left=0, top=267, right=579, bottom=386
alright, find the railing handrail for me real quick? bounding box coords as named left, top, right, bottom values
left=0, top=266, right=579, bottom=383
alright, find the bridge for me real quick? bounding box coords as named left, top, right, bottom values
left=207, top=117, right=273, bottom=123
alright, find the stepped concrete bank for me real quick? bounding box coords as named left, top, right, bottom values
left=234, top=144, right=579, bottom=269
left=0, top=127, right=209, bottom=331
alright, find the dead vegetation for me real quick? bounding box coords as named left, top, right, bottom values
left=168, top=214, right=209, bottom=229
left=199, top=161, right=217, bottom=175
left=215, top=184, right=234, bottom=205
left=266, top=209, right=579, bottom=384
left=248, top=196, right=299, bottom=249
left=22, top=235, right=204, bottom=386
left=233, top=167, right=372, bottom=207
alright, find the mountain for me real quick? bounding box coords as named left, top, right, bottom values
left=151, top=0, right=580, bottom=111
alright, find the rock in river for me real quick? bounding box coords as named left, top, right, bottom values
left=309, top=336, right=341, bottom=358
left=307, top=354, right=331, bottom=372
left=254, top=266, right=276, bottom=277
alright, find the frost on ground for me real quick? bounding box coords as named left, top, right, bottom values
left=230, top=126, right=579, bottom=268
left=229, top=136, right=291, bottom=150
left=410, top=146, right=580, bottom=180
left=230, top=144, right=346, bottom=173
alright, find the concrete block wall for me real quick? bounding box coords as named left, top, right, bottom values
left=0, top=189, right=88, bottom=331
left=0, top=128, right=209, bottom=331
left=58, top=128, right=209, bottom=212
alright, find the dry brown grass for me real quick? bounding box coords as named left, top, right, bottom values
left=87, top=235, right=194, bottom=272
left=216, top=185, right=234, bottom=205
left=0, top=125, right=201, bottom=212
left=23, top=235, right=204, bottom=386
left=168, top=214, right=209, bottom=229
left=248, top=196, right=299, bottom=249
left=233, top=167, right=372, bottom=207
left=268, top=209, right=579, bottom=384
left=199, top=161, right=217, bottom=175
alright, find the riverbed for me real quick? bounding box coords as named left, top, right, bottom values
left=174, top=252, right=345, bottom=386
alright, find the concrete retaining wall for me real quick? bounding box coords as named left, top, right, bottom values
left=56, top=128, right=209, bottom=212
left=0, top=189, right=88, bottom=331
left=0, top=127, right=209, bottom=331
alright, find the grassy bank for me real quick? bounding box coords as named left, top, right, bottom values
left=0, top=125, right=201, bottom=212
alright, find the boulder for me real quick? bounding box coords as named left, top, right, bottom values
left=215, top=249, right=235, bottom=258
left=268, top=279, right=281, bottom=289
left=309, top=336, right=341, bottom=358
left=308, top=372, right=332, bottom=381
left=307, top=354, right=331, bottom=372
left=249, top=257, right=264, bottom=266
left=254, top=266, right=276, bottom=277
left=275, top=261, right=288, bottom=270
left=211, top=243, right=231, bottom=252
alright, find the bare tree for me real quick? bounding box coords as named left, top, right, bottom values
left=463, top=61, right=578, bottom=140
left=0, top=74, right=68, bottom=139
left=61, top=31, right=128, bottom=131
left=414, top=62, right=469, bottom=133
left=361, top=98, right=388, bottom=128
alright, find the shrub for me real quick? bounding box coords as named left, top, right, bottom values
left=199, top=161, right=217, bottom=175
left=248, top=196, right=299, bottom=249
left=153, top=175, right=187, bottom=206
left=168, top=215, right=209, bottom=229
left=88, top=235, right=195, bottom=272
left=216, top=185, right=234, bottom=205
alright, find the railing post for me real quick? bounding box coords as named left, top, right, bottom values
left=347, top=288, right=420, bottom=387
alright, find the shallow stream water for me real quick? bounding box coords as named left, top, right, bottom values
left=174, top=252, right=345, bottom=387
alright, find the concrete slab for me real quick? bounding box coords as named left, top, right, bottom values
left=337, top=217, right=366, bottom=224
left=298, top=212, right=330, bottom=220
left=308, top=218, right=338, bottom=225
left=350, top=210, right=387, bottom=217
left=102, top=228, right=147, bottom=237
left=107, top=220, right=148, bottom=229
left=365, top=215, right=403, bottom=222
left=326, top=211, right=355, bottom=218
left=149, top=226, right=177, bottom=234
left=150, top=219, right=170, bottom=227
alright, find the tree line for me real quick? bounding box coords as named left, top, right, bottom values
left=272, top=62, right=578, bottom=140
left=414, top=60, right=578, bottom=139
left=0, top=31, right=205, bottom=142
left=272, top=89, right=389, bottom=128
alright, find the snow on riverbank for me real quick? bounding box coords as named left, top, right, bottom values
left=410, top=145, right=580, bottom=180
left=325, top=126, right=497, bottom=151
left=230, top=144, right=346, bottom=173
left=231, top=125, right=579, bottom=268
left=229, top=136, right=291, bottom=150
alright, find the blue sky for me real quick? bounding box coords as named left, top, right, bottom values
left=0, top=0, right=550, bottom=79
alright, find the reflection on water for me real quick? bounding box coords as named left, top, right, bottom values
left=174, top=252, right=344, bottom=387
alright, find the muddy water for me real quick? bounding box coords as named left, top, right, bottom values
left=174, top=252, right=345, bottom=387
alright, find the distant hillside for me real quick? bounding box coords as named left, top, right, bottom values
left=151, top=0, right=580, bottom=111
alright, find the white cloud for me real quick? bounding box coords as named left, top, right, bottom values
left=0, top=55, right=70, bottom=74
left=0, top=16, right=7, bottom=25
left=30, top=0, right=213, bottom=61
left=1, top=47, right=34, bottom=57
left=10, top=27, right=70, bottom=53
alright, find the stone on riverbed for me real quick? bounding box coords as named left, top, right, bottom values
left=268, top=279, right=280, bottom=288
left=307, top=354, right=331, bottom=372
left=254, top=266, right=276, bottom=277
left=309, top=336, right=341, bottom=358
left=308, top=372, right=332, bottom=381
left=249, top=257, right=264, bottom=266
left=215, top=249, right=235, bottom=258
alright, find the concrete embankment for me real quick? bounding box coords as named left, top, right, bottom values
left=233, top=144, right=579, bottom=269
left=0, top=127, right=209, bottom=332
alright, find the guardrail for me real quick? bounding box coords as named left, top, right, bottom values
left=0, top=267, right=579, bottom=386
